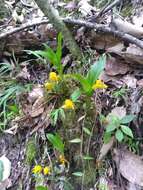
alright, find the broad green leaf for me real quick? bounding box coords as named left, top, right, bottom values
left=56, top=32, right=62, bottom=65
left=106, top=124, right=117, bottom=132
left=50, top=109, right=59, bottom=126
left=36, top=186, right=48, bottom=190
left=121, top=115, right=135, bottom=124
left=71, top=74, right=92, bottom=94
left=72, top=172, right=83, bottom=177
left=121, top=125, right=133, bottom=138
left=83, top=127, right=92, bottom=135
left=0, top=160, right=4, bottom=181
left=69, top=138, right=81, bottom=143
left=103, top=132, right=112, bottom=144
left=86, top=55, right=106, bottom=85
left=83, top=155, right=94, bottom=160
left=47, top=133, right=64, bottom=153
left=115, top=129, right=124, bottom=142
left=71, top=89, right=81, bottom=102
left=44, top=47, right=58, bottom=65
left=59, top=108, right=65, bottom=120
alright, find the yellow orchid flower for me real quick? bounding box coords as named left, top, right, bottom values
left=92, top=80, right=107, bottom=90
left=44, top=82, right=54, bottom=91
left=59, top=155, right=68, bottom=165
left=62, top=99, right=75, bottom=110
left=32, top=165, right=42, bottom=174
left=43, top=166, right=51, bottom=175
left=49, top=72, right=59, bottom=82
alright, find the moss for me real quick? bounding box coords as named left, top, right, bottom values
left=72, top=162, right=97, bottom=189
left=0, top=0, right=10, bottom=18
left=25, top=138, right=37, bottom=165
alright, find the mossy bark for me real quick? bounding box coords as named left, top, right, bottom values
left=0, top=0, right=9, bottom=18
left=34, top=0, right=82, bottom=59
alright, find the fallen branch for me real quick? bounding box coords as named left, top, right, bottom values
left=63, top=18, right=143, bottom=49
left=0, top=20, right=49, bottom=39
left=1, top=18, right=143, bottom=49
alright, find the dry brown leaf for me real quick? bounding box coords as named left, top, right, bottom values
left=16, top=66, right=30, bottom=80
left=113, top=148, right=143, bottom=187
left=100, top=72, right=124, bottom=88
left=30, top=104, right=53, bottom=134
left=122, top=75, right=137, bottom=88
left=107, top=43, right=143, bottom=66
left=110, top=106, right=126, bottom=119
left=98, top=137, right=115, bottom=161
left=137, top=79, right=143, bottom=87
left=105, top=57, right=129, bottom=76
left=28, top=85, right=44, bottom=103
left=64, top=1, right=77, bottom=11
left=30, top=97, right=45, bottom=117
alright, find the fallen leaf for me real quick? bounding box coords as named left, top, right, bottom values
left=0, top=155, right=11, bottom=181
left=64, top=1, right=77, bottom=12
left=28, top=85, right=44, bottom=103
left=113, top=148, right=143, bottom=187
left=30, top=97, right=45, bottom=117
left=98, top=137, right=115, bottom=161
left=137, top=79, right=143, bottom=87
left=110, top=106, right=126, bottom=119
left=78, top=0, right=96, bottom=16
left=105, top=57, right=129, bottom=76
left=16, top=66, right=30, bottom=80
left=122, top=75, right=137, bottom=88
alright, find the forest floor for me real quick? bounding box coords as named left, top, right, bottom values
left=0, top=0, right=143, bottom=190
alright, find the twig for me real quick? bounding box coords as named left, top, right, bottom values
left=96, top=0, right=121, bottom=18
left=1, top=18, right=143, bottom=49
left=0, top=20, right=49, bottom=39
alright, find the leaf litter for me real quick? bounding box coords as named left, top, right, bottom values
left=0, top=0, right=143, bottom=190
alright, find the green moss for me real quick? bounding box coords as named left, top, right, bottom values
left=25, top=138, right=37, bottom=165
left=0, top=0, right=10, bottom=18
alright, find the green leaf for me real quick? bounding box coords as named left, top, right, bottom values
left=72, top=172, right=83, bottom=177
left=69, top=138, right=81, bottom=143
left=50, top=109, right=59, bottom=126
left=103, top=132, right=112, bottom=144
left=121, top=115, right=135, bottom=124
left=115, top=129, right=124, bottom=142
left=71, top=89, right=81, bottom=102
left=121, top=125, right=133, bottom=138
left=46, top=133, right=64, bottom=153
left=36, top=186, right=48, bottom=190
left=83, top=155, right=94, bottom=160
left=59, top=108, right=65, bottom=120
left=8, top=104, right=19, bottom=114
left=106, top=124, right=117, bottom=132
left=71, top=74, right=92, bottom=94
left=86, top=55, right=106, bottom=85
left=83, top=127, right=92, bottom=135
left=56, top=32, right=62, bottom=65
left=0, top=160, right=4, bottom=181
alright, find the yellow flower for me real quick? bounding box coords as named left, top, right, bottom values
left=43, top=166, right=51, bottom=175
left=32, top=165, right=42, bottom=174
left=59, top=155, right=67, bottom=165
left=92, top=80, right=107, bottom=90
left=62, top=99, right=75, bottom=110
left=49, top=72, right=59, bottom=82
left=44, top=82, right=54, bottom=91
